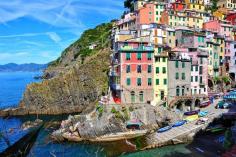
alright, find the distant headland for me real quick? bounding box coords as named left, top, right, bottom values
left=0, top=63, right=47, bottom=72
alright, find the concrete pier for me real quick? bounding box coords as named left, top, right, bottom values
left=142, top=100, right=229, bottom=150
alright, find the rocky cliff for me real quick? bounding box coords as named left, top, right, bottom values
left=0, top=23, right=113, bottom=116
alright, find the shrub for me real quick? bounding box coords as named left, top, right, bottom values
left=111, top=107, right=117, bottom=113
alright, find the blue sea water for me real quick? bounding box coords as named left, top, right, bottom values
left=0, top=72, right=42, bottom=109
left=0, top=72, right=231, bottom=157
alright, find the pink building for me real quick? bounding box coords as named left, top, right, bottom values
left=110, top=41, right=154, bottom=104
left=203, top=20, right=233, bottom=39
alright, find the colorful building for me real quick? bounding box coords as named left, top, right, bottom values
left=228, top=41, right=236, bottom=81
left=167, top=52, right=191, bottom=104
left=203, top=20, right=234, bottom=39
left=217, top=0, right=236, bottom=10
left=225, top=12, right=236, bottom=25
left=153, top=52, right=169, bottom=105
left=110, top=41, right=154, bottom=104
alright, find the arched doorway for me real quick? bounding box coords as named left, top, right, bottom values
left=139, top=91, right=144, bottom=102
left=229, top=73, right=235, bottom=82
left=208, top=79, right=214, bottom=90
left=131, top=91, right=135, bottom=103
left=195, top=99, right=201, bottom=108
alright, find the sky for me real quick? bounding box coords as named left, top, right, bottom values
left=0, top=0, right=124, bottom=64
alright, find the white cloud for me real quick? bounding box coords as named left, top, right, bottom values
left=46, top=32, right=61, bottom=43
left=0, top=52, right=29, bottom=60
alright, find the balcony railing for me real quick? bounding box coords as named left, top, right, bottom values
left=119, top=45, right=154, bottom=51
left=110, top=83, right=121, bottom=90
left=109, top=70, right=119, bottom=76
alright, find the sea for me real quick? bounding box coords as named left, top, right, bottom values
left=0, top=72, right=234, bottom=157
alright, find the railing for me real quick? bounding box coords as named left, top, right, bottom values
left=119, top=46, right=154, bottom=51
left=110, top=83, right=121, bottom=90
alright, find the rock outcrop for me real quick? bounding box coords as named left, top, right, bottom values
left=0, top=23, right=112, bottom=116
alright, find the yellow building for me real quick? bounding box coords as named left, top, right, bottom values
left=187, top=3, right=205, bottom=12
left=213, top=10, right=225, bottom=20
left=166, top=28, right=176, bottom=48
left=207, top=41, right=221, bottom=77
left=154, top=3, right=165, bottom=24
left=187, top=16, right=203, bottom=29
left=215, top=37, right=225, bottom=61
left=153, top=53, right=168, bottom=106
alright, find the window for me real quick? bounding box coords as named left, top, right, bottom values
left=162, top=58, right=166, bottom=62
left=182, top=62, right=185, bottom=68
left=126, top=65, right=130, bottom=73
left=155, top=57, right=160, bottom=62
left=148, top=65, right=152, bottom=73
left=148, top=78, right=152, bottom=86
left=156, top=67, right=159, bottom=74
left=182, top=73, right=185, bottom=80
left=137, top=78, right=142, bottom=86
left=195, top=66, right=198, bottom=71
left=200, top=58, right=203, bottom=64
left=176, top=86, right=180, bottom=96
left=191, top=65, right=193, bottom=71
left=137, top=53, right=142, bottom=60
left=191, top=76, right=193, bottom=82
left=131, top=91, right=135, bottom=103
left=175, top=61, right=179, bottom=68
left=161, top=91, right=165, bottom=100
left=156, top=79, right=159, bottom=85
left=126, top=53, right=131, bottom=60
left=182, top=87, right=185, bottom=96
left=158, top=47, right=162, bottom=53
left=176, top=73, right=179, bottom=79
left=137, top=65, right=142, bottom=73
left=195, top=76, right=198, bottom=82
left=139, top=91, right=144, bottom=102
left=126, top=78, right=131, bottom=86
left=147, top=53, right=152, bottom=60
left=164, top=79, right=167, bottom=85
left=199, top=66, right=203, bottom=74
left=200, top=76, right=203, bottom=84
left=162, top=67, right=166, bottom=73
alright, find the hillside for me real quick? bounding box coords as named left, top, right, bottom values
left=0, top=22, right=113, bottom=116
left=0, top=63, right=47, bottom=72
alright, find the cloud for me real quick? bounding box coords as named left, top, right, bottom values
left=0, top=31, right=61, bottom=43
left=0, top=52, right=29, bottom=60
left=0, top=0, right=123, bottom=28
left=46, top=32, right=61, bottom=43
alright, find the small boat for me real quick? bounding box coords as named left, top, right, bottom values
left=206, top=125, right=226, bottom=133
left=184, top=109, right=200, bottom=116
left=200, top=101, right=211, bottom=108
left=184, top=115, right=199, bottom=122
left=198, top=111, right=208, bottom=117
left=157, top=126, right=172, bottom=133
left=172, top=120, right=187, bottom=127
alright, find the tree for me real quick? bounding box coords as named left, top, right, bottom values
left=124, top=0, right=134, bottom=11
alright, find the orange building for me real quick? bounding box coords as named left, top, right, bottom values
left=136, top=3, right=155, bottom=28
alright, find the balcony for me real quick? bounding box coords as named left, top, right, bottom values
left=110, top=83, right=121, bottom=90
left=119, top=45, right=154, bottom=52
left=109, top=70, right=119, bottom=76
left=112, top=59, right=119, bottom=65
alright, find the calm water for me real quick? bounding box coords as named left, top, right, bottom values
left=0, top=72, right=234, bottom=157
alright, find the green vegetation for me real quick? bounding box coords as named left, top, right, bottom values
left=111, top=106, right=130, bottom=121
left=96, top=102, right=104, bottom=117
left=49, top=22, right=113, bottom=66
left=206, top=0, right=219, bottom=13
